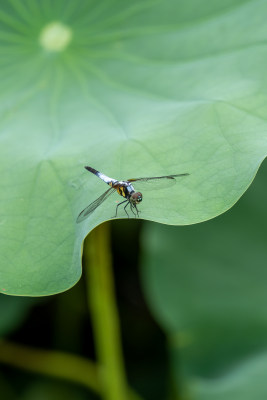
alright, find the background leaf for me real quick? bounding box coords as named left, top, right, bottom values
left=0, top=294, right=38, bottom=335
left=141, top=159, right=267, bottom=399
left=1, top=0, right=267, bottom=294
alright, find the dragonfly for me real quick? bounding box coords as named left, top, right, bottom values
left=76, top=166, right=189, bottom=223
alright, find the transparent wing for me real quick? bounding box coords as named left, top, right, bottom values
left=76, top=187, right=115, bottom=223
left=127, top=173, right=189, bottom=191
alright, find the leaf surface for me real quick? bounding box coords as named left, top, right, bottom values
left=1, top=0, right=267, bottom=294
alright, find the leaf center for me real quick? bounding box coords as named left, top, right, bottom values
left=39, top=21, right=72, bottom=52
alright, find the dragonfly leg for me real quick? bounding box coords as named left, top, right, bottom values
left=124, top=201, right=130, bottom=218
left=113, top=199, right=128, bottom=218
left=134, top=204, right=140, bottom=218
left=129, top=203, right=135, bottom=217
left=130, top=203, right=140, bottom=218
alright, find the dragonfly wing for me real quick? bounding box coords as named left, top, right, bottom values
left=76, top=187, right=115, bottom=223
left=127, top=173, right=189, bottom=191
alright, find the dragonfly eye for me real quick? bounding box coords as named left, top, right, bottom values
left=132, top=192, right=142, bottom=203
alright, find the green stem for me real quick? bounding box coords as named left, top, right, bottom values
left=84, top=223, right=142, bottom=400
left=0, top=340, right=99, bottom=393
left=0, top=339, right=142, bottom=399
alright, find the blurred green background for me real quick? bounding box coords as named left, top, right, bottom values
left=1, top=158, right=267, bottom=399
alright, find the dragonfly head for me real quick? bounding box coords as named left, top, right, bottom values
left=131, top=192, right=142, bottom=204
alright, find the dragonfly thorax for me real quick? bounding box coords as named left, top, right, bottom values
left=115, top=181, right=135, bottom=199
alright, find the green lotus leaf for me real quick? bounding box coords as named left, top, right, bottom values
left=1, top=0, right=267, bottom=294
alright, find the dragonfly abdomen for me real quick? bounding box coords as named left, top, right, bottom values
left=85, top=166, right=117, bottom=185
